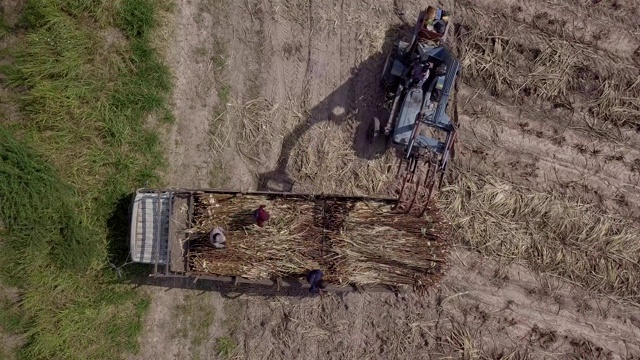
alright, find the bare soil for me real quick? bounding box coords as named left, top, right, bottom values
left=137, top=0, right=640, bottom=359
left=134, top=250, right=640, bottom=359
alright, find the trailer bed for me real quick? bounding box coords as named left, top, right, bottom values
left=130, top=189, right=450, bottom=292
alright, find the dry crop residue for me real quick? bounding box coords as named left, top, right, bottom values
left=135, top=0, right=640, bottom=359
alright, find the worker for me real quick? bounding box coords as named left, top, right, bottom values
left=306, top=269, right=327, bottom=295
left=431, top=64, right=447, bottom=102
left=209, top=226, right=226, bottom=249
left=253, top=204, right=270, bottom=227
left=432, top=19, right=447, bottom=34
left=410, top=61, right=431, bottom=89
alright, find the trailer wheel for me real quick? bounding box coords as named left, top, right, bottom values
left=367, top=117, right=381, bottom=143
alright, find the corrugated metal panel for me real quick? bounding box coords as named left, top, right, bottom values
left=130, top=192, right=171, bottom=264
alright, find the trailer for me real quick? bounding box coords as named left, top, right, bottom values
left=128, top=189, right=449, bottom=293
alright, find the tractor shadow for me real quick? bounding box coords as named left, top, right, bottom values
left=257, top=24, right=411, bottom=192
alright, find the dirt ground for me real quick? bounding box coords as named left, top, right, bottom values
left=137, top=0, right=640, bottom=359
left=134, top=248, right=640, bottom=359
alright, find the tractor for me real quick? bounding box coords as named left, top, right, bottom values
left=369, top=6, right=460, bottom=215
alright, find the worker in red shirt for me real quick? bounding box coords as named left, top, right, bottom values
left=253, top=205, right=270, bottom=227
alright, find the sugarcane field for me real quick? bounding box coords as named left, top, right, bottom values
left=2, top=0, right=640, bottom=359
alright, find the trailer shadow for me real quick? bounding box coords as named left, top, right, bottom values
left=257, top=24, right=411, bottom=192
left=131, top=274, right=325, bottom=299
left=107, top=192, right=135, bottom=265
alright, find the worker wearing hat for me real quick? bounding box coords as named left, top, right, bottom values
left=209, top=226, right=226, bottom=249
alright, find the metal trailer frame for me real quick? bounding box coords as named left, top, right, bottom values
left=128, top=188, right=418, bottom=294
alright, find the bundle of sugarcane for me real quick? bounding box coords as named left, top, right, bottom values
left=185, top=194, right=450, bottom=289
left=330, top=201, right=449, bottom=289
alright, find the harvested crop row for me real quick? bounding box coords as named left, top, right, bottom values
left=456, top=3, right=640, bottom=127
left=443, top=171, right=640, bottom=300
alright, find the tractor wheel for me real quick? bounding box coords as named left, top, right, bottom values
left=367, top=117, right=381, bottom=144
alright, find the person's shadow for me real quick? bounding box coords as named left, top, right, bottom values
left=257, top=24, right=411, bottom=192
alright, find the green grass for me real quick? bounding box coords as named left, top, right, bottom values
left=0, top=0, right=172, bottom=359
left=0, top=128, right=151, bottom=359
left=215, top=336, right=237, bottom=359
left=172, top=293, right=215, bottom=348
left=0, top=294, right=26, bottom=335
left=211, top=38, right=227, bottom=70
left=218, top=83, right=231, bottom=104
left=214, top=301, right=243, bottom=359
left=208, top=162, right=231, bottom=188
left=193, top=46, right=208, bottom=59
left=0, top=18, right=8, bottom=39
